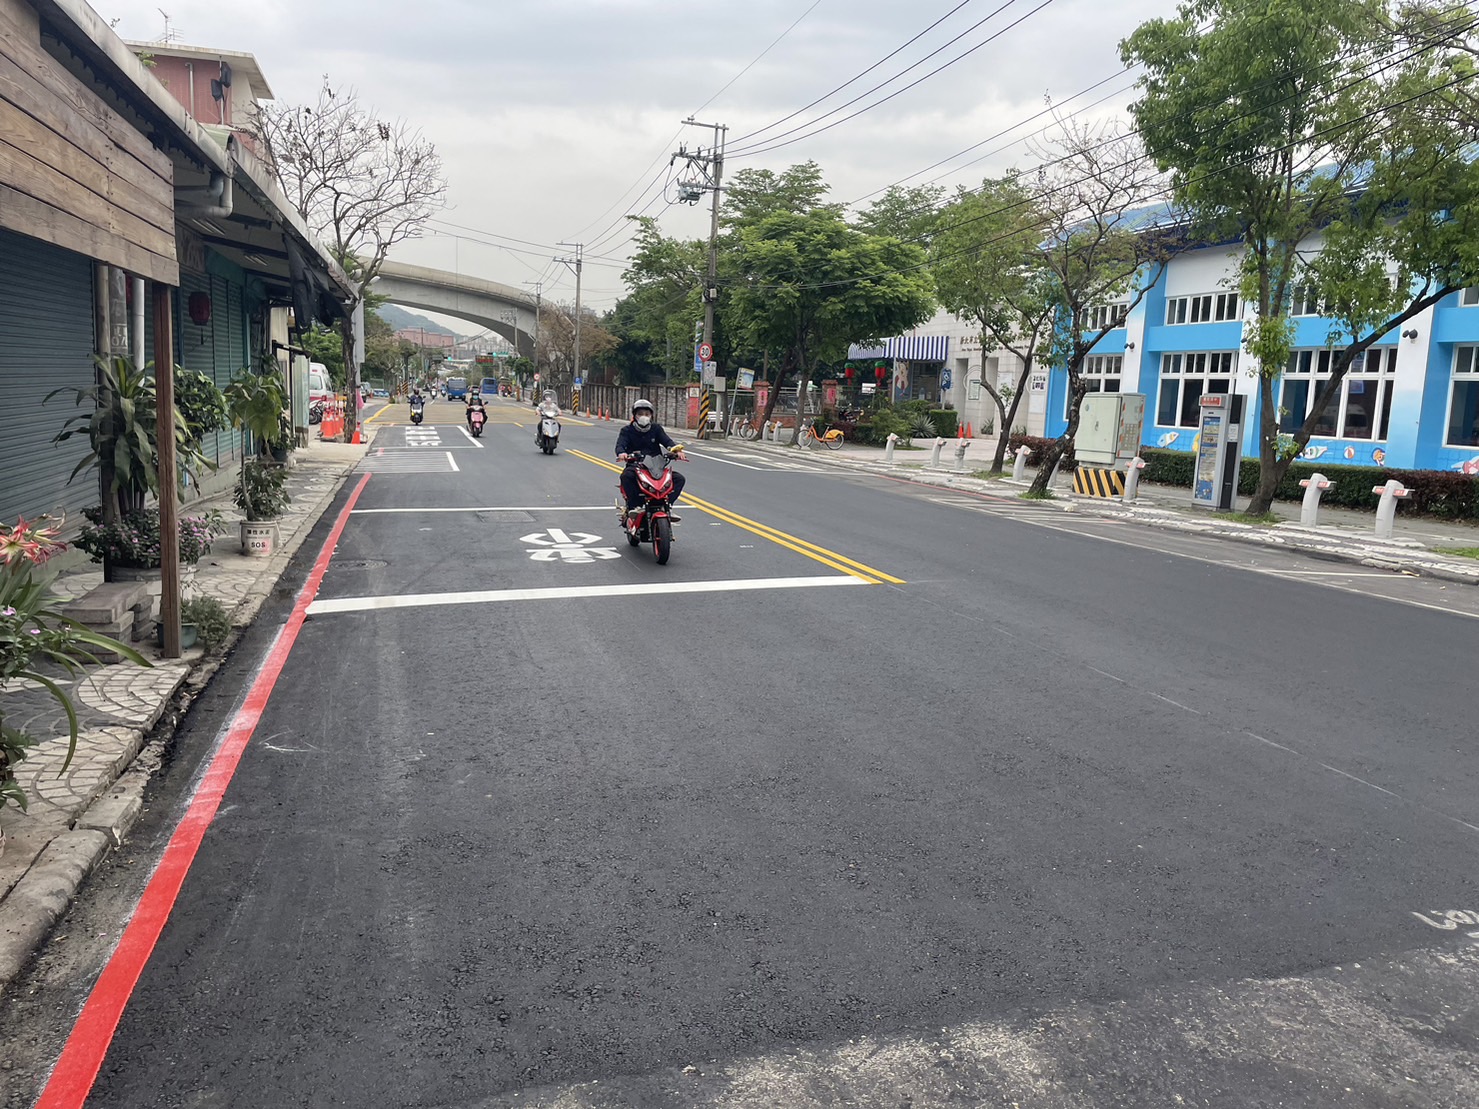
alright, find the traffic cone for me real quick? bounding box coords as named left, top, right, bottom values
left=964, top=422, right=973, bottom=439
left=350, top=426, right=362, bottom=445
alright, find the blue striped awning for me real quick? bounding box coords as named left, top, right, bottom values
left=846, top=335, right=951, bottom=361
left=887, top=334, right=949, bottom=360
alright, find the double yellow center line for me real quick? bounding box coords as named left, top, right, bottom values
left=567, top=448, right=903, bottom=585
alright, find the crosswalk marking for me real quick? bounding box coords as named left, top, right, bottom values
left=361, top=451, right=460, bottom=473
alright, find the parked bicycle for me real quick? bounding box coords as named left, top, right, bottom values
left=797, top=422, right=845, bottom=450
left=729, top=414, right=760, bottom=440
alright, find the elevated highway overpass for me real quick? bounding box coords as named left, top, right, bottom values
left=373, top=260, right=539, bottom=358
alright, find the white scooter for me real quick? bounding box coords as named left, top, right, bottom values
left=535, top=393, right=561, bottom=454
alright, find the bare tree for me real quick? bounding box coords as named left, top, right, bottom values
left=251, top=79, right=446, bottom=439
left=1024, top=120, right=1174, bottom=496
left=537, top=302, right=616, bottom=402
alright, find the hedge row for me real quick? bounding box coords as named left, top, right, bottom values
left=1140, top=449, right=1479, bottom=519
left=1007, top=434, right=1077, bottom=470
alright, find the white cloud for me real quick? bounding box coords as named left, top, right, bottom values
left=102, top=0, right=1167, bottom=320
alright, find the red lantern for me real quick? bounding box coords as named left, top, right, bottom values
left=844, top=365, right=854, bottom=380
left=187, top=291, right=213, bottom=326
left=875, top=364, right=886, bottom=381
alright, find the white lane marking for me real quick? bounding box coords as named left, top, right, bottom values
left=307, top=575, right=863, bottom=615
left=684, top=451, right=767, bottom=471
left=1148, top=692, right=1202, bottom=714
left=1244, top=731, right=1299, bottom=755
left=1088, top=666, right=1126, bottom=683
left=353, top=506, right=613, bottom=514
left=457, top=426, right=485, bottom=448
left=446, top=452, right=459, bottom=472
left=1320, top=763, right=1401, bottom=798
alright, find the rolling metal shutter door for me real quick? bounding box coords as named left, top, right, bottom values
left=0, top=229, right=97, bottom=525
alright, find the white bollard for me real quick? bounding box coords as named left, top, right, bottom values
left=884, top=432, right=900, bottom=465
left=1012, top=445, right=1032, bottom=482
left=953, top=438, right=970, bottom=473
left=1298, top=472, right=1334, bottom=526
left=1048, top=454, right=1063, bottom=487
left=1122, top=456, right=1147, bottom=503
left=930, top=437, right=947, bottom=467
left=765, top=420, right=777, bottom=441
left=1371, top=478, right=1410, bottom=540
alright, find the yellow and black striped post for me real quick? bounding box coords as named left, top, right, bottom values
left=696, top=388, right=711, bottom=439
left=1073, top=466, right=1125, bottom=498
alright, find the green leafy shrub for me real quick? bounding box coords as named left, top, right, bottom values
left=908, top=412, right=938, bottom=439
left=180, top=595, right=233, bottom=650
left=927, top=409, right=959, bottom=437
left=234, top=460, right=290, bottom=521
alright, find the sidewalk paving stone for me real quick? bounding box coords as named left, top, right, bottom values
left=0, top=432, right=371, bottom=996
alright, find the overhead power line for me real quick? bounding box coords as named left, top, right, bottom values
left=726, top=0, right=1057, bottom=160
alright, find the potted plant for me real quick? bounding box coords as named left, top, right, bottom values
left=178, top=594, right=233, bottom=652
left=233, top=459, right=290, bottom=556
left=73, top=507, right=226, bottom=594
left=0, top=517, right=146, bottom=850
left=226, top=369, right=293, bottom=554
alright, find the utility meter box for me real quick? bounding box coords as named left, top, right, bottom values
left=1077, top=392, right=1146, bottom=468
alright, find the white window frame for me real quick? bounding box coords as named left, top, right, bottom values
left=1460, top=287, right=1479, bottom=307
left=1086, top=303, right=1128, bottom=332
left=1165, top=292, right=1240, bottom=325
left=1068, top=354, right=1123, bottom=418
left=1290, top=283, right=1325, bottom=317
left=1156, top=351, right=1236, bottom=428
left=1445, top=344, right=1479, bottom=447
left=1281, top=347, right=1397, bottom=440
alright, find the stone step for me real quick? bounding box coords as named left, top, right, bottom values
left=60, top=583, right=148, bottom=625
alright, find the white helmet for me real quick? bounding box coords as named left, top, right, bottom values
left=632, top=398, right=654, bottom=418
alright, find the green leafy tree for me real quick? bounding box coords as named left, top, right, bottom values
left=1123, top=0, right=1479, bottom=513
left=853, top=183, right=946, bottom=245
left=932, top=176, right=1059, bottom=472
left=727, top=206, right=937, bottom=440
left=301, top=325, right=345, bottom=384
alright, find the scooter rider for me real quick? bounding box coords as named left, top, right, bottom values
left=616, top=398, right=686, bottom=520
left=465, top=391, right=485, bottom=431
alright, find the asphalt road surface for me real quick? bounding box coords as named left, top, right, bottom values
left=4, top=394, right=1479, bottom=1108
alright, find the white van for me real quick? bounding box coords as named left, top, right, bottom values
left=308, top=363, right=334, bottom=407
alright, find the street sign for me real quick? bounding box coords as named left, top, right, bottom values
left=697, top=342, right=713, bottom=361
left=714, top=376, right=726, bottom=392
left=534, top=373, right=541, bottom=382
left=574, top=377, right=583, bottom=387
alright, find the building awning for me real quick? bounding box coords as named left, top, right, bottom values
left=847, top=335, right=950, bottom=361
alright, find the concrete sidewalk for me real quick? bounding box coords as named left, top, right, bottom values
left=721, top=432, right=1479, bottom=586
left=0, top=432, right=370, bottom=997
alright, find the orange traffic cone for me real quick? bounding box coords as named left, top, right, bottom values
left=350, top=426, right=362, bottom=445
left=964, top=422, right=973, bottom=439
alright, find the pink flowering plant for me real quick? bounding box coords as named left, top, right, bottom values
left=0, top=517, right=147, bottom=817
left=73, top=506, right=226, bottom=569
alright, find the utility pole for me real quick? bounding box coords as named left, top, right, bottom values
left=522, top=279, right=542, bottom=398
left=673, top=118, right=726, bottom=434
left=554, top=244, right=583, bottom=401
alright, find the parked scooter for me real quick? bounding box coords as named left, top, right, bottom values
left=535, top=393, right=561, bottom=454
left=616, top=448, right=686, bottom=565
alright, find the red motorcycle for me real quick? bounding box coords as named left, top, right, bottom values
left=617, top=448, right=686, bottom=565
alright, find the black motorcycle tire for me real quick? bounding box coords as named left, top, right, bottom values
left=653, top=516, right=672, bottom=565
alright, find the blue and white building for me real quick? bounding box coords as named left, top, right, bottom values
left=1037, top=242, right=1479, bottom=475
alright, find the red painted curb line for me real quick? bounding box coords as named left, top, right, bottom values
left=35, top=473, right=372, bottom=1109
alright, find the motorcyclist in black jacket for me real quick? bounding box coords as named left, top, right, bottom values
left=615, top=398, right=686, bottom=519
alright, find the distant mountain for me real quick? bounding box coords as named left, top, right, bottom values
left=377, top=304, right=456, bottom=337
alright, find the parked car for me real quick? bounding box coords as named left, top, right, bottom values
left=373, top=388, right=388, bottom=398
left=307, top=363, right=334, bottom=423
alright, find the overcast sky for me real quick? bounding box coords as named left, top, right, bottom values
left=103, top=0, right=1169, bottom=327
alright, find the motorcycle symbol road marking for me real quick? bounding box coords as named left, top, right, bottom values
left=521, top=528, right=620, bottom=563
